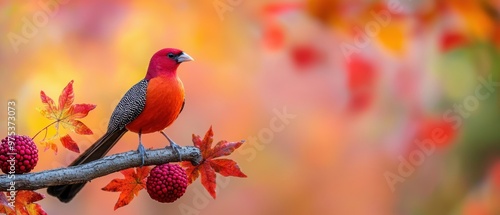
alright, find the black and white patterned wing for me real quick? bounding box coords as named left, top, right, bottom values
left=107, top=79, right=148, bottom=132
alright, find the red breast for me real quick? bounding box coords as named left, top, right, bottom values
left=126, top=75, right=185, bottom=133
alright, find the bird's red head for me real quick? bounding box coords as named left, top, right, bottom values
left=145, top=48, right=194, bottom=80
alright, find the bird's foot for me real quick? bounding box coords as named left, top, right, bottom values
left=137, top=143, right=146, bottom=166
left=161, top=131, right=182, bottom=161
left=168, top=141, right=182, bottom=161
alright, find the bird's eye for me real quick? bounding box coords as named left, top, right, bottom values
left=167, top=53, right=175, bottom=59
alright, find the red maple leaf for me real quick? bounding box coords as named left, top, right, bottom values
left=0, top=191, right=47, bottom=215
left=181, top=126, right=247, bottom=199
left=102, top=166, right=151, bottom=210
left=36, top=80, right=96, bottom=154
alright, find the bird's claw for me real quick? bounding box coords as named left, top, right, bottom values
left=161, top=132, right=182, bottom=161
left=137, top=143, right=146, bottom=166
left=168, top=142, right=182, bottom=161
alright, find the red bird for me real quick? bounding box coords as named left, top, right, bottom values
left=47, top=48, right=193, bottom=202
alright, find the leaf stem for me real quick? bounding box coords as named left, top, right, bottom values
left=32, top=120, right=60, bottom=140
left=42, top=126, right=48, bottom=140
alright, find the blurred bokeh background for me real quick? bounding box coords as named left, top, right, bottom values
left=1, top=0, right=500, bottom=214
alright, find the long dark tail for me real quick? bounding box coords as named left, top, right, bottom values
left=47, top=128, right=128, bottom=203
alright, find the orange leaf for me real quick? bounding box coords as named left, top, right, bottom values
left=1, top=191, right=47, bottom=215
left=37, top=80, right=96, bottom=154
left=39, top=139, right=58, bottom=154
left=60, top=134, right=80, bottom=153
left=26, top=203, right=47, bottom=215
left=209, top=159, right=247, bottom=177
left=0, top=192, right=13, bottom=214
left=102, top=167, right=151, bottom=210
left=51, top=142, right=58, bottom=154
left=182, top=164, right=200, bottom=185
left=181, top=127, right=246, bottom=199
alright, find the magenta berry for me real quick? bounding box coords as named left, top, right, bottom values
left=0, top=135, right=39, bottom=174
left=146, top=163, right=188, bottom=203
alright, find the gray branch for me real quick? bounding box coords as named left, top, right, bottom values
left=0, top=146, right=201, bottom=191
